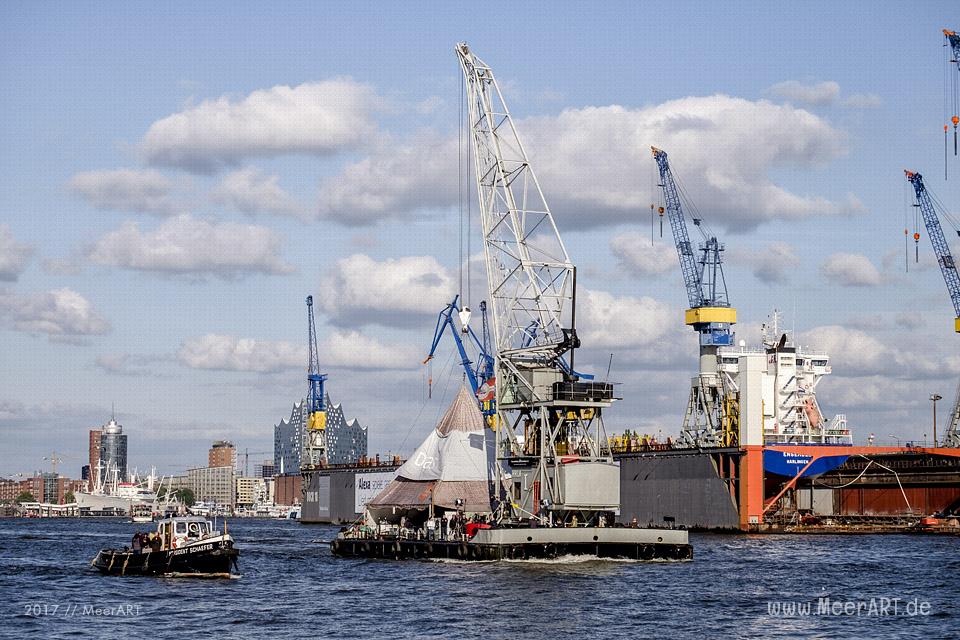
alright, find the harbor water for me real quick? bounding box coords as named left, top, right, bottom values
left=0, top=518, right=955, bottom=638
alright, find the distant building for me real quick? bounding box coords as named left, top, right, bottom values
left=235, top=477, right=265, bottom=508
left=325, top=399, right=368, bottom=465
left=188, top=466, right=236, bottom=507
left=273, top=394, right=368, bottom=473
left=254, top=460, right=275, bottom=479
left=98, top=418, right=128, bottom=482
left=274, top=400, right=306, bottom=475
left=88, top=429, right=101, bottom=489
left=208, top=440, right=236, bottom=469
left=0, top=479, right=18, bottom=502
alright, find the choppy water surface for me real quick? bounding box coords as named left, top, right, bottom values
left=0, top=518, right=956, bottom=639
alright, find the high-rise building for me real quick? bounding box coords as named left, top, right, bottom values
left=273, top=394, right=368, bottom=474
left=235, top=477, right=265, bottom=508
left=88, top=429, right=102, bottom=490
left=208, top=441, right=236, bottom=468
left=98, top=418, right=128, bottom=483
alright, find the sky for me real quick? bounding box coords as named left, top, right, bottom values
left=2, top=1, right=959, bottom=478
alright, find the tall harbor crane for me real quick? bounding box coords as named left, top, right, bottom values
left=302, top=295, right=328, bottom=468
left=945, top=29, right=960, bottom=164
left=905, top=169, right=960, bottom=447
left=424, top=295, right=496, bottom=417
left=457, top=42, right=618, bottom=524
left=651, top=147, right=737, bottom=447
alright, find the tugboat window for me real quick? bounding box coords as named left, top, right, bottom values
left=176, top=522, right=187, bottom=534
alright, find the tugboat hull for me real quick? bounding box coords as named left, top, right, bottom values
left=92, top=539, right=238, bottom=576
left=331, top=527, right=692, bottom=562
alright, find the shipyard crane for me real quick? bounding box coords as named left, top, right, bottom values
left=457, top=42, right=618, bottom=525
left=303, top=295, right=328, bottom=468
left=423, top=295, right=496, bottom=416
left=945, top=29, right=960, bottom=165
left=905, top=170, right=960, bottom=447
left=651, top=147, right=737, bottom=447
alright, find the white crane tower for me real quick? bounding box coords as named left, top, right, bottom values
left=456, top=42, right=620, bottom=525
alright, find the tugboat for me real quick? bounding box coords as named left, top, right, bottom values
left=92, top=515, right=238, bottom=576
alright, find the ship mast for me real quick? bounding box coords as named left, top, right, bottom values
left=456, top=43, right=618, bottom=524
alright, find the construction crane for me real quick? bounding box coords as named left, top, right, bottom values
left=905, top=170, right=960, bottom=447
left=457, top=42, right=618, bottom=525
left=651, top=147, right=738, bottom=447
left=423, top=295, right=496, bottom=416
left=945, top=29, right=960, bottom=169
left=303, top=295, right=328, bottom=469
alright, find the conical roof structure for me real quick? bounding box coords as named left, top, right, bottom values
left=366, top=386, right=491, bottom=516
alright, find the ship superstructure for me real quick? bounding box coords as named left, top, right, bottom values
left=717, top=311, right=851, bottom=446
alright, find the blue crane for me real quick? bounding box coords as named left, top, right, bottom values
left=906, top=169, right=960, bottom=448
left=423, top=295, right=496, bottom=416
left=905, top=171, right=960, bottom=327
left=304, top=295, right=328, bottom=466
left=945, top=30, right=960, bottom=158
left=651, top=147, right=736, bottom=347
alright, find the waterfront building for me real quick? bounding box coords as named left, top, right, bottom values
left=274, top=394, right=368, bottom=473
left=235, top=476, right=265, bottom=507
left=188, top=466, right=236, bottom=507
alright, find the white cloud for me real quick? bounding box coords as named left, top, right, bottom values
left=141, top=79, right=379, bottom=172
left=210, top=167, right=305, bottom=218
left=578, top=288, right=676, bottom=349
left=0, top=225, right=34, bottom=281
left=800, top=325, right=954, bottom=379
left=767, top=80, right=840, bottom=106
left=731, top=241, right=801, bottom=284
left=316, top=94, right=857, bottom=231
left=841, top=93, right=882, bottom=109
left=609, top=233, right=677, bottom=276
left=178, top=334, right=303, bottom=373
left=177, top=330, right=417, bottom=373
left=69, top=168, right=177, bottom=215
left=0, top=287, right=110, bottom=339
left=318, top=253, right=454, bottom=327
left=88, top=214, right=294, bottom=279
left=316, top=131, right=455, bottom=226
left=820, top=252, right=882, bottom=287
left=322, top=330, right=419, bottom=370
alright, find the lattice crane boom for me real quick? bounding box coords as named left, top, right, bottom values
left=456, top=43, right=577, bottom=366
left=303, top=295, right=328, bottom=468
left=457, top=42, right=617, bottom=523
left=905, top=170, right=960, bottom=323
left=651, top=147, right=735, bottom=346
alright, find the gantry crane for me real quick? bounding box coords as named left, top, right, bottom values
left=905, top=170, right=960, bottom=447
left=651, top=147, right=738, bottom=447
left=302, top=295, right=328, bottom=468
left=423, top=295, right=496, bottom=416
left=457, top=42, right=618, bottom=525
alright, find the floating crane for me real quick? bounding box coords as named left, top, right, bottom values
left=651, top=147, right=738, bottom=447
left=905, top=169, right=960, bottom=447
left=302, top=295, right=328, bottom=469
left=423, top=295, right=496, bottom=416
left=457, top=42, right=618, bottom=524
